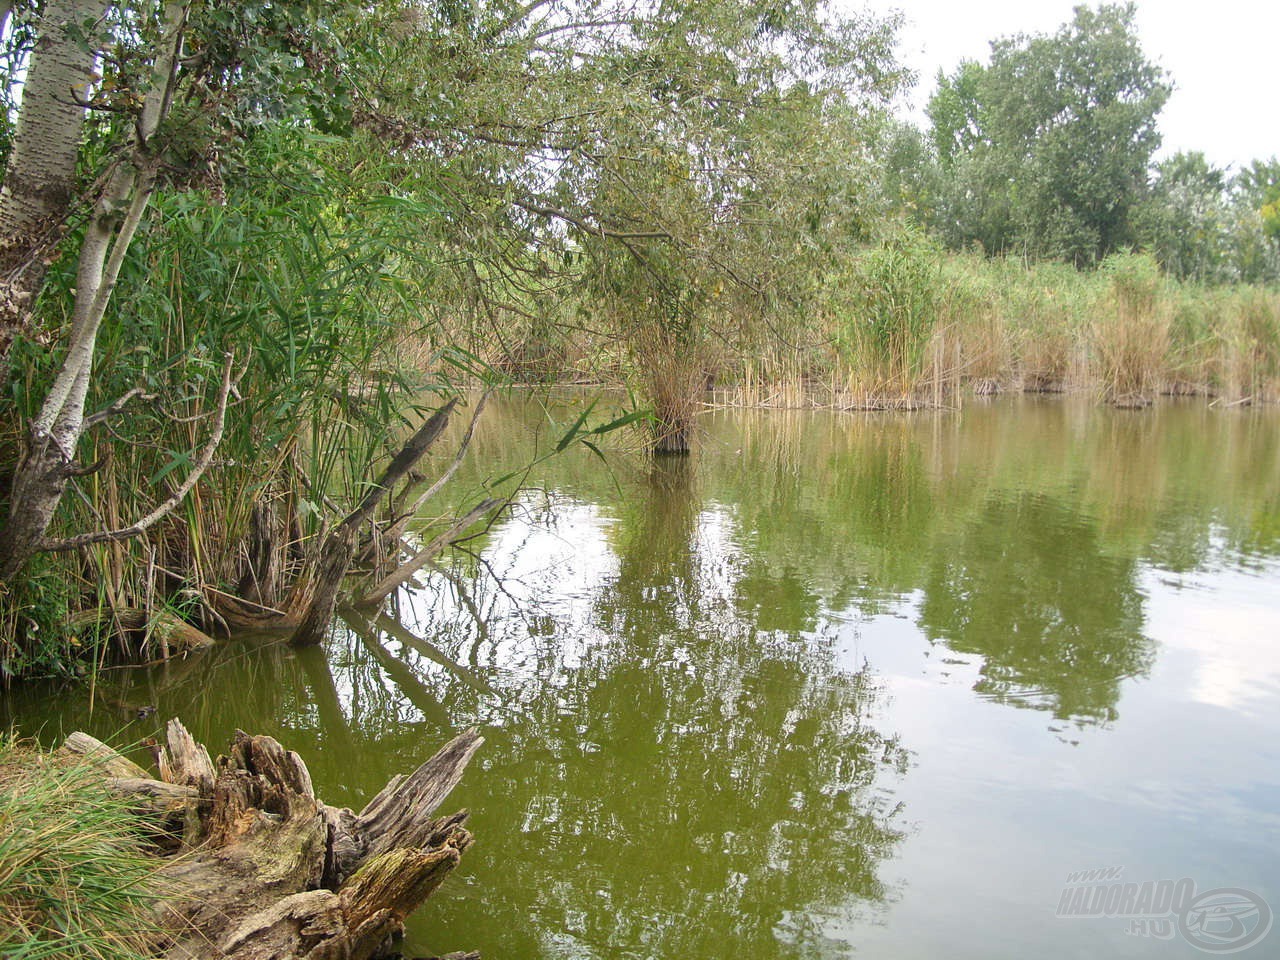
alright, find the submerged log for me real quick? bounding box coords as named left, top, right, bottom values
left=68, top=607, right=216, bottom=655
left=67, top=719, right=482, bottom=960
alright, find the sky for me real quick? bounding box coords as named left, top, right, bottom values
left=852, top=0, right=1277, bottom=173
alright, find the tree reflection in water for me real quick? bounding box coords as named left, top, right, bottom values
left=918, top=492, right=1153, bottom=723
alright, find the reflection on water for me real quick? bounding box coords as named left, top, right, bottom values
left=919, top=491, right=1151, bottom=722
left=6, top=397, right=1280, bottom=959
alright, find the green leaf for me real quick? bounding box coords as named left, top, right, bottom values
left=555, top=399, right=599, bottom=452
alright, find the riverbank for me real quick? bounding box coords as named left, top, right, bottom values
left=423, top=250, right=1280, bottom=412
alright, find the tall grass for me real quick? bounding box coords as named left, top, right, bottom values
left=836, top=229, right=943, bottom=402
left=1219, top=289, right=1280, bottom=403
left=0, top=737, right=159, bottom=960
left=1092, top=253, right=1171, bottom=406
left=539, top=244, right=1280, bottom=414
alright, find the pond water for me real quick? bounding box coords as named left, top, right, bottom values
left=6, top=396, right=1280, bottom=958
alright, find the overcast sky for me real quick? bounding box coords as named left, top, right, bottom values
left=853, top=0, right=1277, bottom=173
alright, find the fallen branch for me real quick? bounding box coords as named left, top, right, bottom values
left=67, top=607, right=216, bottom=655
left=389, top=391, right=490, bottom=536
left=358, top=498, right=504, bottom=608
left=289, top=400, right=457, bottom=647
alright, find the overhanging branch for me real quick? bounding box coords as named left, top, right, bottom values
left=513, top=198, right=673, bottom=241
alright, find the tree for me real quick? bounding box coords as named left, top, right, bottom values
left=869, top=118, right=941, bottom=227
left=339, top=0, right=905, bottom=448
left=926, top=60, right=985, bottom=168
left=1227, top=158, right=1280, bottom=284
left=1263, top=187, right=1280, bottom=242
left=1134, top=151, right=1230, bottom=283
left=927, top=4, right=1170, bottom=265
left=0, top=0, right=108, bottom=382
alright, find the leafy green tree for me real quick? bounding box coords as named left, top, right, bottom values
left=1263, top=187, right=1280, bottom=242
left=927, top=4, right=1170, bottom=265
left=340, top=0, right=906, bottom=447
left=869, top=118, right=941, bottom=226
left=1134, top=151, right=1230, bottom=283
left=0, top=0, right=373, bottom=580
left=926, top=60, right=986, bottom=167
left=1227, top=158, right=1280, bottom=284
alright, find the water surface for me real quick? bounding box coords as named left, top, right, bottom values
left=7, top=397, right=1280, bottom=958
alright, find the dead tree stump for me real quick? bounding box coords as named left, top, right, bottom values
left=66, top=720, right=483, bottom=960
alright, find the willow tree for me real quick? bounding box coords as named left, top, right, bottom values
left=0, top=1, right=191, bottom=581
left=337, top=0, right=906, bottom=449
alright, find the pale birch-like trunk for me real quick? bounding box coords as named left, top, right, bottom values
left=0, top=2, right=188, bottom=580
left=0, top=0, right=107, bottom=372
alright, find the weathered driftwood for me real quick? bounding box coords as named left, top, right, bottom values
left=68, top=607, right=216, bottom=655
left=290, top=399, right=458, bottom=647
left=70, top=719, right=482, bottom=960
left=59, top=730, right=152, bottom=778
left=368, top=392, right=491, bottom=568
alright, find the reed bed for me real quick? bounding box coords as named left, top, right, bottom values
left=666, top=251, right=1280, bottom=411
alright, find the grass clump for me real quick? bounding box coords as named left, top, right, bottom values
left=0, top=737, right=159, bottom=960
left=1093, top=252, right=1171, bottom=406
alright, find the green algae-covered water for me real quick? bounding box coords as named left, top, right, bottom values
left=6, top=396, right=1280, bottom=958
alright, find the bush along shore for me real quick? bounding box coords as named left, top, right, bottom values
left=0, top=723, right=482, bottom=960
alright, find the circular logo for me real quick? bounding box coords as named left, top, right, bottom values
left=1178, top=887, right=1273, bottom=954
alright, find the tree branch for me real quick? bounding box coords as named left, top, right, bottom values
left=339, top=398, right=458, bottom=536
left=391, top=392, right=489, bottom=530
left=39, top=352, right=235, bottom=553
left=358, top=498, right=504, bottom=607
left=513, top=198, right=672, bottom=240
left=83, top=386, right=158, bottom=430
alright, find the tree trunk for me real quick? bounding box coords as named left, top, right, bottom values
left=66, top=720, right=483, bottom=960
left=651, top=415, right=692, bottom=455
left=0, top=0, right=108, bottom=375
left=0, top=2, right=188, bottom=580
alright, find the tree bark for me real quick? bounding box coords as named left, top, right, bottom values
left=0, top=0, right=108, bottom=375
